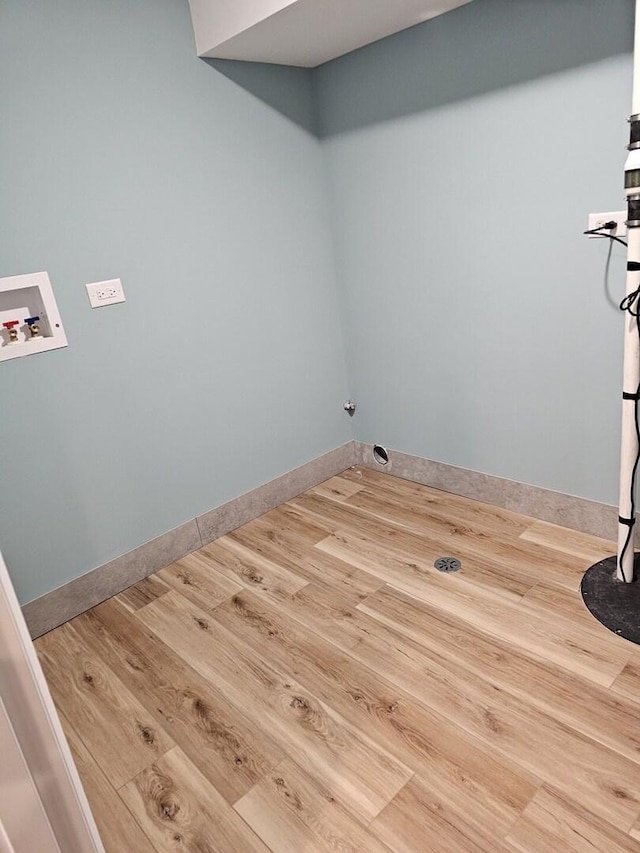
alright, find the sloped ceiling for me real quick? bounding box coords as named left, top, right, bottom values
left=188, top=0, right=476, bottom=67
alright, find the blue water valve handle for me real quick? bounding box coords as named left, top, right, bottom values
left=24, top=315, right=41, bottom=338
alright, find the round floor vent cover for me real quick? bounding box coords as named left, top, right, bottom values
left=434, top=557, right=461, bottom=573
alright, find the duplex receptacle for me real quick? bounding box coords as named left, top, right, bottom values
left=587, top=211, right=627, bottom=239
left=97, top=286, right=119, bottom=300
left=86, top=278, right=126, bottom=309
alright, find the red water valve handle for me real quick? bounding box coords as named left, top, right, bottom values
left=2, top=320, right=19, bottom=330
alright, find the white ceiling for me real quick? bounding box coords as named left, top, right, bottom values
left=189, top=0, right=476, bottom=68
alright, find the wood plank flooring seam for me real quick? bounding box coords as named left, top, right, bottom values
left=65, top=594, right=288, bottom=808
left=361, top=771, right=417, bottom=828
left=206, top=587, right=546, bottom=834
left=497, top=779, right=546, bottom=848
left=135, top=590, right=415, bottom=824
left=356, top=584, right=640, bottom=772
left=35, top=470, right=640, bottom=853
left=117, top=745, right=272, bottom=852
left=58, top=709, right=161, bottom=853
left=114, top=774, right=274, bottom=853
left=314, top=527, right=630, bottom=686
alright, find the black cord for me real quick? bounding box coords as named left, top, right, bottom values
left=584, top=226, right=628, bottom=247
left=618, top=282, right=640, bottom=583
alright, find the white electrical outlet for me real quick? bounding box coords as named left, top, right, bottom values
left=85, top=278, right=126, bottom=308
left=587, top=211, right=627, bottom=239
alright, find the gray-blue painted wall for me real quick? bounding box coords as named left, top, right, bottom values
left=317, top=0, right=635, bottom=506
left=0, top=0, right=351, bottom=603
left=1, top=0, right=635, bottom=604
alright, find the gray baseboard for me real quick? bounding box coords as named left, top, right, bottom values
left=23, top=441, right=357, bottom=638
left=354, top=442, right=618, bottom=542
left=24, top=439, right=617, bottom=639
left=196, top=441, right=356, bottom=546
left=22, top=520, right=202, bottom=640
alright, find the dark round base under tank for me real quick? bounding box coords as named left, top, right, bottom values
left=581, top=555, right=640, bottom=645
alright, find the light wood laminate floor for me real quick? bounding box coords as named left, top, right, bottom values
left=35, top=468, right=640, bottom=852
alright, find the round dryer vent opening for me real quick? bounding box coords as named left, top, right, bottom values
left=373, top=444, right=389, bottom=465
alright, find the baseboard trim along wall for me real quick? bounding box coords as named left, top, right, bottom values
left=354, top=442, right=620, bottom=543
left=196, top=441, right=356, bottom=546
left=23, top=439, right=619, bottom=639
left=22, top=441, right=357, bottom=638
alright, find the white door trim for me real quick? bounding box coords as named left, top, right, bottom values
left=0, top=552, right=104, bottom=852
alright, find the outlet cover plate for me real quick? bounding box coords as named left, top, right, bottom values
left=587, top=211, right=627, bottom=239
left=86, top=278, right=126, bottom=308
